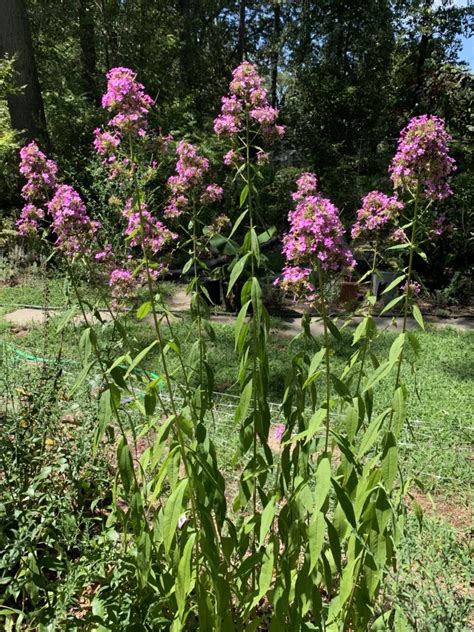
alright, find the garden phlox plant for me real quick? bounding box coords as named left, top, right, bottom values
left=15, top=63, right=456, bottom=630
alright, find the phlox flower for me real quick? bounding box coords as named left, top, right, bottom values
left=389, top=115, right=455, bottom=201
left=19, top=142, right=57, bottom=203
left=201, top=184, right=224, bottom=205
left=282, top=175, right=355, bottom=274
left=48, top=185, right=100, bottom=257
left=214, top=60, right=284, bottom=147
left=123, top=199, right=177, bottom=254
left=291, top=172, right=318, bottom=202
left=165, top=141, right=213, bottom=217
left=401, top=280, right=422, bottom=296
left=101, top=67, right=153, bottom=137
left=351, top=191, right=403, bottom=240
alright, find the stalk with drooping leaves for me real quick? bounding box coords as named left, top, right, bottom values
left=350, top=190, right=404, bottom=397
left=214, top=60, right=284, bottom=597
left=278, top=173, right=356, bottom=451
left=388, top=115, right=456, bottom=418
left=164, top=139, right=224, bottom=422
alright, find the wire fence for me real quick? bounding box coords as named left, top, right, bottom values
left=1, top=340, right=471, bottom=487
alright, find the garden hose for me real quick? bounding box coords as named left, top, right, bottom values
left=3, top=341, right=162, bottom=383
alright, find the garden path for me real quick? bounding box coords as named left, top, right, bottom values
left=3, top=304, right=473, bottom=334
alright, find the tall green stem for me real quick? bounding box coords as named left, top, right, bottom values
left=244, top=110, right=260, bottom=589
left=191, top=198, right=205, bottom=421
left=355, top=244, right=378, bottom=395
left=390, top=187, right=419, bottom=428
left=128, top=139, right=203, bottom=594
left=317, top=263, right=331, bottom=454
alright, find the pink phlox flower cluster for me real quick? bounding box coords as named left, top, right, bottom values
left=48, top=185, right=100, bottom=257
left=95, top=244, right=114, bottom=262
left=19, top=142, right=58, bottom=197
left=274, top=265, right=317, bottom=301
left=214, top=61, right=284, bottom=143
left=123, top=199, right=177, bottom=253
left=93, top=129, right=121, bottom=159
left=164, top=194, right=189, bottom=219
left=389, top=115, right=456, bottom=201
left=16, top=142, right=58, bottom=235
left=109, top=263, right=168, bottom=307
left=401, top=280, right=421, bottom=296
left=109, top=268, right=137, bottom=304
left=101, top=67, right=153, bottom=136
left=391, top=227, right=408, bottom=243
left=201, top=184, right=224, bottom=205
left=165, top=141, right=211, bottom=218
left=249, top=106, right=278, bottom=126
left=291, top=172, right=318, bottom=202
left=430, top=214, right=450, bottom=239
left=256, top=150, right=269, bottom=165
left=94, top=67, right=154, bottom=175
left=351, top=191, right=404, bottom=240
left=16, top=204, right=45, bottom=236
left=223, top=149, right=243, bottom=166
left=272, top=424, right=285, bottom=443
left=282, top=176, right=355, bottom=273
left=207, top=214, right=231, bottom=236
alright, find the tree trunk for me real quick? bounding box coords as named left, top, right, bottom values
left=77, top=0, right=98, bottom=103
left=0, top=0, right=49, bottom=146
left=238, top=0, right=246, bottom=61
left=270, top=0, right=281, bottom=107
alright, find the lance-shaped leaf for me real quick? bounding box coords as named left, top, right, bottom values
left=162, top=478, right=188, bottom=555
left=227, top=252, right=251, bottom=296
left=314, top=457, right=332, bottom=513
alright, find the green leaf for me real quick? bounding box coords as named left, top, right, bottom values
left=352, top=317, right=368, bottom=345
left=326, top=318, right=342, bottom=341
left=118, top=440, right=134, bottom=493
left=303, top=348, right=326, bottom=389
left=379, top=294, right=405, bottom=315
left=182, top=257, right=193, bottom=275
left=228, top=209, right=249, bottom=239
left=389, top=333, right=405, bottom=365
left=240, top=184, right=249, bottom=207
left=331, top=478, right=357, bottom=528
left=357, top=409, right=390, bottom=458
left=124, top=340, right=158, bottom=378
left=363, top=361, right=392, bottom=392
left=259, top=495, right=277, bottom=545
left=79, top=327, right=93, bottom=362
left=234, top=300, right=251, bottom=350
left=308, top=511, right=325, bottom=573
left=257, top=226, right=276, bottom=244
left=407, top=331, right=420, bottom=355
left=176, top=533, right=196, bottom=617
left=314, top=457, right=332, bottom=513
left=382, top=273, right=406, bottom=295
left=331, top=374, right=352, bottom=401
left=391, top=386, right=406, bottom=438
left=412, top=303, right=425, bottom=330
left=137, top=301, right=152, bottom=320
left=381, top=431, right=397, bottom=490
left=94, top=387, right=114, bottom=456
left=252, top=541, right=274, bottom=608
left=162, top=478, right=188, bottom=555
left=286, top=408, right=325, bottom=445
left=227, top=252, right=250, bottom=296
left=70, top=360, right=95, bottom=396
left=235, top=379, right=252, bottom=425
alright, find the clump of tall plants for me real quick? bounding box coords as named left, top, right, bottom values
left=9, top=64, right=455, bottom=630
